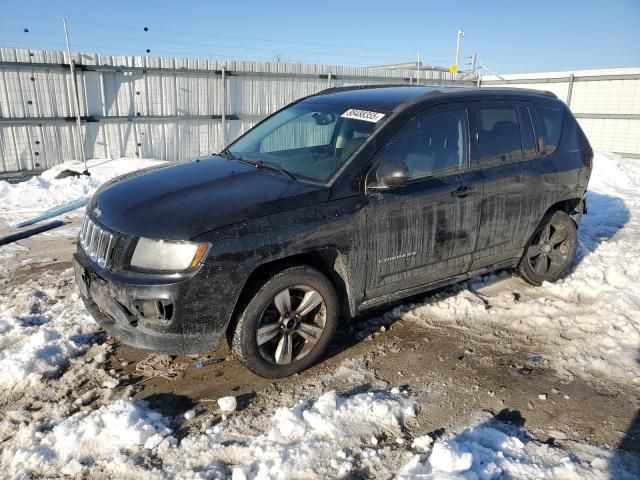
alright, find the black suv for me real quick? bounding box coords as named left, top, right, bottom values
left=74, top=86, right=592, bottom=378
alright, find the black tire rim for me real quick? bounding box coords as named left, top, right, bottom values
left=526, top=218, right=572, bottom=278
left=255, top=285, right=327, bottom=365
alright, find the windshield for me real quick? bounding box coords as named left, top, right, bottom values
left=228, top=102, right=386, bottom=182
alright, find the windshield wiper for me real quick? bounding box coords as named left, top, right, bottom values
left=236, top=158, right=297, bottom=181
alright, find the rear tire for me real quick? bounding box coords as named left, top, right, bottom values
left=231, top=265, right=338, bottom=378
left=518, top=210, right=577, bottom=286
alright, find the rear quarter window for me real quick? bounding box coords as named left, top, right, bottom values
left=538, top=106, right=565, bottom=154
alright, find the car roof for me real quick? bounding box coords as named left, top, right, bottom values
left=303, top=85, right=558, bottom=111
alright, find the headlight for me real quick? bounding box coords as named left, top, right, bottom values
left=130, top=238, right=210, bottom=272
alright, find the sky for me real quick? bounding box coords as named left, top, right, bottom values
left=1, top=0, right=639, bottom=74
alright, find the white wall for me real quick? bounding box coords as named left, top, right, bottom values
left=481, top=68, right=640, bottom=158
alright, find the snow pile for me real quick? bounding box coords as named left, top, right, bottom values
left=398, top=414, right=637, bottom=479
left=1, top=389, right=417, bottom=478
left=0, top=269, right=98, bottom=395
left=4, top=398, right=173, bottom=478
left=164, top=390, right=417, bottom=478
left=3, top=387, right=636, bottom=479
left=0, top=241, right=28, bottom=262
left=0, top=157, right=166, bottom=225
left=396, top=152, right=640, bottom=385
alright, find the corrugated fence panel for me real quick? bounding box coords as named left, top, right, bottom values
left=577, top=118, right=640, bottom=154
left=571, top=79, right=640, bottom=115
left=0, top=47, right=476, bottom=174
left=481, top=68, right=640, bottom=158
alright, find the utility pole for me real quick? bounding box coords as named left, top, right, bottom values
left=470, top=53, right=477, bottom=75
left=63, top=18, right=88, bottom=174
left=416, top=51, right=420, bottom=85
left=455, top=29, right=465, bottom=69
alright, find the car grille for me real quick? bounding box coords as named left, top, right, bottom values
left=79, top=215, right=118, bottom=268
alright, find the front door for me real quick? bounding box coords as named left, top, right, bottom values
left=364, top=105, right=483, bottom=299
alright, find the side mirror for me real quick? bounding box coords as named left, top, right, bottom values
left=373, top=158, right=409, bottom=189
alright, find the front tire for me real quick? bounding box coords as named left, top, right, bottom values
left=518, top=210, right=577, bottom=285
left=231, top=265, right=338, bottom=378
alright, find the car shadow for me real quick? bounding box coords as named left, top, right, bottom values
left=611, top=351, right=640, bottom=476
left=574, top=191, right=630, bottom=264
left=141, top=392, right=195, bottom=418
left=325, top=281, right=470, bottom=365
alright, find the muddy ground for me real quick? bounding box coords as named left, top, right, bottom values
left=3, top=220, right=639, bottom=456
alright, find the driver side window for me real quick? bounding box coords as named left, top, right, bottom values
left=375, top=108, right=469, bottom=180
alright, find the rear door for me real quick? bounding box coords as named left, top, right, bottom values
left=364, top=103, right=483, bottom=299
left=471, top=101, right=557, bottom=269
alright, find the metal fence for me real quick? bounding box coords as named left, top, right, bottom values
left=480, top=68, right=640, bottom=159
left=0, top=47, right=476, bottom=174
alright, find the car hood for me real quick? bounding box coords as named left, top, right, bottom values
left=90, top=156, right=329, bottom=239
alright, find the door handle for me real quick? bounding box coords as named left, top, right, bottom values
left=451, top=186, right=477, bottom=198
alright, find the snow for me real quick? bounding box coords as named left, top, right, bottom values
left=218, top=395, right=238, bottom=413
left=0, top=158, right=165, bottom=394
left=0, top=241, right=28, bottom=261
left=5, top=398, right=173, bottom=478
left=3, top=388, right=637, bottom=479
left=0, top=269, right=98, bottom=395
left=0, top=157, right=166, bottom=226
left=398, top=413, right=638, bottom=479
left=0, top=152, right=639, bottom=477
left=412, top=434, right=434, bottom=452
left=428, top=442, right=474, bottom=473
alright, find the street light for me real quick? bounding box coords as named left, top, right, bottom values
left=455, top=29, right=465, bottom=68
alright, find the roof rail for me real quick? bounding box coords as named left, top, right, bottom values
left=315, top=83, right=422, bottom=96
left=474, top=86, right=559, bottom=99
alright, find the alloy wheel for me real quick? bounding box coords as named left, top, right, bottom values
left=255, top=285, right=327, bottom=365
left=526, top=219, right=571, bottom=277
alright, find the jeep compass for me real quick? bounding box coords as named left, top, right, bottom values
left=74, top=86, right=592, bottom=378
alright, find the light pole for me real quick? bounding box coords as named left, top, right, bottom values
left=63, top=18, right=88, bottom=174
left=455, top=29, right=465, bottom=69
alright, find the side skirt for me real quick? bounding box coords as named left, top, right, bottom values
left=357, top=257, right=520, bottom=313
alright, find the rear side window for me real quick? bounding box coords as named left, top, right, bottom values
left=478, top=107, right=523, bottom=164
left=538, top=106, right=565, bottom=154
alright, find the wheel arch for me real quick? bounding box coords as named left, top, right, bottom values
left=545, top=197, right=584, bottom=220
left=225, top=248, right=355, bottom=344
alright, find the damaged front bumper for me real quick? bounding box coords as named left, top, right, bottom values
left=74, top=250, right=227, bottom=355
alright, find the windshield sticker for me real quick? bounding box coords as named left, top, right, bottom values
left=340, top=109, right=386, bottom=123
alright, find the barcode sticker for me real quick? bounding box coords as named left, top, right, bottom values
left=340, top=109, right=386, bottom=123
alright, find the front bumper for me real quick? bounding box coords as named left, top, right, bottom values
left=74, top=250, right=227, bottom=355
